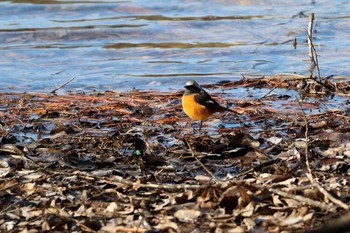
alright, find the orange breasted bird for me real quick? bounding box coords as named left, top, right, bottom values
left=182, top=80, right=236, bottom=128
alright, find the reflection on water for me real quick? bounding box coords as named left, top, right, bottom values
left=0, top=0, right=349, bottom=92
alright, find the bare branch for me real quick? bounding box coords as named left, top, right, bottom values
left=183, top=136, right=218, bottom=181
left=297, top=99, right=349, bottom=210
left=50, top=76, right=75, bottom=94
left=307, top=12, right=315, bottom=73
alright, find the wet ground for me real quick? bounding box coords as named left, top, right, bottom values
left=0, top=77, right=350, bottom=232
left=1, top=0, right=350, bottom=93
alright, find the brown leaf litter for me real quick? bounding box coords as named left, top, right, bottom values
left=0, top=76, right=350, bottom=233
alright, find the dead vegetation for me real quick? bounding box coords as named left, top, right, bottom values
left=0, top=74, right=350, bottom=232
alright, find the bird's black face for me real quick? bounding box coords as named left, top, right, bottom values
left=184, top=84, right=201, bottom=93
left=184, top=80, right=201, bottom=94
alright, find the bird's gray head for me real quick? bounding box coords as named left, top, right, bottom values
left=184, top=80, right=201, bottom=94
left=184, top=80, right=200, bottom=88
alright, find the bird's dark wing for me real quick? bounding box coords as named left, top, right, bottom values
left=194, top=89, right=223, bottom=111
left=194, top=89, right=241, bottom=114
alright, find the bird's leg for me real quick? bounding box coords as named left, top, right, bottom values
left=199, top=120, right=202, bottom=131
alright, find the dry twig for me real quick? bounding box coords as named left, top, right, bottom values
left=297, top=99, right=349, bottom=211
left=259, top=79, right=286, bottom=100
left=306, top=13, right=322, bottom=82
left=183, top=136, right=218, bottom=181
left=307, top=12, right=316, bottom=76
left=50, top=76, right=75, bottom=94
left=258, top=184, right=336, bottom=212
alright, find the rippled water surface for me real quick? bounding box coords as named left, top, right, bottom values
left=1, top=0, right=349, bottom=92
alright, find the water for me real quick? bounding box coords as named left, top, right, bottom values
left=0, top=0, right=349, bottom=93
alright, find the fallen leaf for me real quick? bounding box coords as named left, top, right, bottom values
left=174, top=209, right=201, bottom=222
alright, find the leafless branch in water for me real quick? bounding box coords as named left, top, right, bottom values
left=50, top=76, right=75, bottom=94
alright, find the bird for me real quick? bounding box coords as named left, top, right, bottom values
left=182, top=80, right=236, bottom=129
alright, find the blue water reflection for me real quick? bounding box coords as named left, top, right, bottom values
left=0, top=0, right=349, bottom=92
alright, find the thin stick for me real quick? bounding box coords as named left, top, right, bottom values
left=297, top=99, right=349, bottom=210
left=273, top=73, right=307, bottom=79
left=50, top=76, right=75, bottom=94
left=113, top=227, right=146, bottom=233
left=306, top=13, right=322, bottom=81
left=259, top=184, right=335, bottom=212
left=296, top=99, right=312, bottom=175
left=313, top=181, right=349, bottom=210
left=312, top=40, right=322, bottom=80
left=227, top=180, right=335, bottom=212
left=0, top=193, right=35, bottom=215
left=259, top=79, right=285, bottom=100
left=110, top=173, right=223, bottom=189
left=307, top=12, right=315, bottom=72
left=183, top=136, right=218, bottom=181
left=231, top=158, right=281, bottom=178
